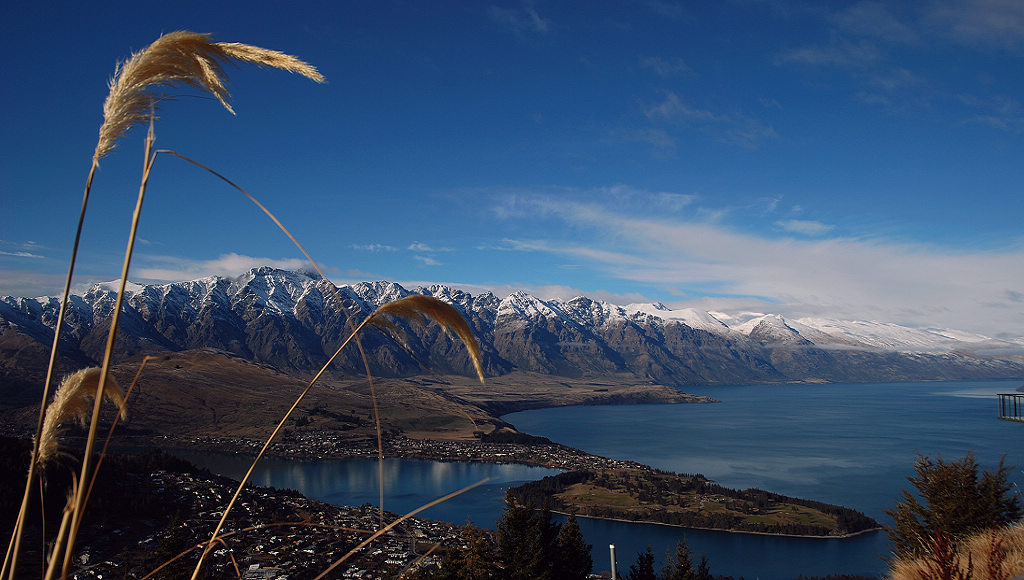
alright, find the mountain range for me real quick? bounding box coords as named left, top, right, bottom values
left=2, top=267, right=1022, bottom=397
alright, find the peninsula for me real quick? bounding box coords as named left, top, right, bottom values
left=508, top=468, right=880, bottom=538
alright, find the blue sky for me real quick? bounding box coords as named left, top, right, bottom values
left=2, top=1, right=1023, bottom=338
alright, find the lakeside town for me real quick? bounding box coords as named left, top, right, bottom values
left=137, top=431, right=652, bottom=472
left=73, top=465, right=464, bottom=579
left=37, top=432, right=638, bottom=580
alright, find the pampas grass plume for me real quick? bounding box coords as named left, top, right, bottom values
left=37, top=368, right=126, bottom=466
left=369, top=295, right=486, bottom=383
left=94, top=31, right=324, bottom=162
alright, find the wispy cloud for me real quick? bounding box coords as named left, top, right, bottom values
left=488, top=4, right=550, bottom=36
left=829, top=2, right=920, bottom=45
left=640, top=0, right=687, bottom=20
left=957, top=93, right=1024, bottom=132
left=925, top=0, right=1024, bottom=52
left=408, top=242, right=454, bottom=252
left=414, top=255, right=442, bottom=266
left=0, top=268, right=69, bottom=298
left=639, top=56, right=691, bottom=78
left=775, top=1, right=1024, bottom=125
left=134, top=253, right=309, bottom=281
left=774, top=39, right=882, bottom=68
left=0, top=250, right=45, bottom=259
left=492, top=194, right=1024, bottom=336
left=0, top=240, right=46, bottom=259
left=645, top=92, right=776, bottom=149
left=775, top=219, right=835, bottom=236
left=351, top=243, right=397, bottom=252
left=491, top=185, right=700, bottom=222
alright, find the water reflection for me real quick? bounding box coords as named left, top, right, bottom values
left=166, top=451, right=562, bottom=525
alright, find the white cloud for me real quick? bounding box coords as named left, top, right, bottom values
left=408, top=242, right=454, bottom=252
left=134, top=253, right=309, bottom=281
left=775, top=219, right=835, bottom=236
left=641, top=0, right=687, bottom=20
left=414, top=256, right=442, bottom=266
left=774, top=1, right=1024, bottom=124
left=645, top=92, right=777, bottom=149
left=646, top=92, right=718, bottom=123
left=488, top=5, right=550, bottom=36
left=925, top=0, right=1024, bottom=52
left=0, top=268, right=70, bottom=298
left=640, top=56, right=691, bottom=78
left=774, top=39, right=882, bottom=68
left=0, top=250, right=44, bottom=259
left=830, top=2, right=920, bottom=45
left=494, top=195, right=1024, bottom=337
left=351, top=243, right=397, bottom=252
left=0, top=240, right=47, bottom=259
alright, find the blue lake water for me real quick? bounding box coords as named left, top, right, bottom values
left=172, top=380, right=1024, bottom=579
left=507, top=379, right=1024, bottom=578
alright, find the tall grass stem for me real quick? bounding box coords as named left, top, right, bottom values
left=2, top=162, right=98, bottom=580
left=61, top=119, right=157, bottom=578
left=157, top=150, right=388, bottom=529
left=190, top=316, right=374, bottom=578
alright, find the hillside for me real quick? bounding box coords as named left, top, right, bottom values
left=0, top=348, right=707, bottom=446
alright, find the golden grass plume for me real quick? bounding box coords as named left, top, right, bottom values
left=888, top=524, right=1024, bottom=580
left=368, top=295, right=486, bottom=383
left=37, top=368, right=126, bottom=466
left=94, top=30, right=324, bottom=162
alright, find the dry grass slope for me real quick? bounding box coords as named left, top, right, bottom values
left=889, top=524, right=1024, bottom=580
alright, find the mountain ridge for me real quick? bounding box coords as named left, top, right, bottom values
left=1, top=267, right=1022, bottom=390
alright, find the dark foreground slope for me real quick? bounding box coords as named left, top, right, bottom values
left=0, top=437, right=463, bottom=579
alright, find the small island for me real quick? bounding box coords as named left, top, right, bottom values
left=508, top=468, right=881, bottom=538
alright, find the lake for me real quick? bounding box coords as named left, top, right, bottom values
left=507, top=379, right=1024, bottom=578
left=172, top=380, right=1024, bottom=579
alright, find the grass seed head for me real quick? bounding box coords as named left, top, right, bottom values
left=94, top=30, right=324, bottom=162
left=37, top=368, right=126, bottom=466
left=369, top=295, right=486, bottom=383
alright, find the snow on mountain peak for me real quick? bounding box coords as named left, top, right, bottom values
left=7, top=267, right=1020, bottom=355
left=93, top=280, right=145, bottom=295
left=498, top=291, right=560, bottom=321
left=623, top=303, right=731, bottom=334
left=556, top=295, right=626, bottom=327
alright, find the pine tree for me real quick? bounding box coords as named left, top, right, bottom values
left=497, top=499, right=560, bottom=580
left=627, top=546, right=658, bottom=580
left=694, top=554, right=712, bottom=580
left=661, top=540, right=695, bottom=580
left=430, top=524, right=496, bottom=580
left=887, top=453, right=1023, bottom=558
left=555, top=512, right=593, bottom=580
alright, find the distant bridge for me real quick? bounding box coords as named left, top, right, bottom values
left=998, top=393, right=1024, bottom=423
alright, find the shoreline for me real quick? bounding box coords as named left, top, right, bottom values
left=549, top=509, right=884, bottom=540
left=11, top=390, right=884, bottom=541
left=113, top=433, right=881, bottom=540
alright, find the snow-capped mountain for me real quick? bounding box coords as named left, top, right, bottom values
left=1, top=267, right=1022, bottom=389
